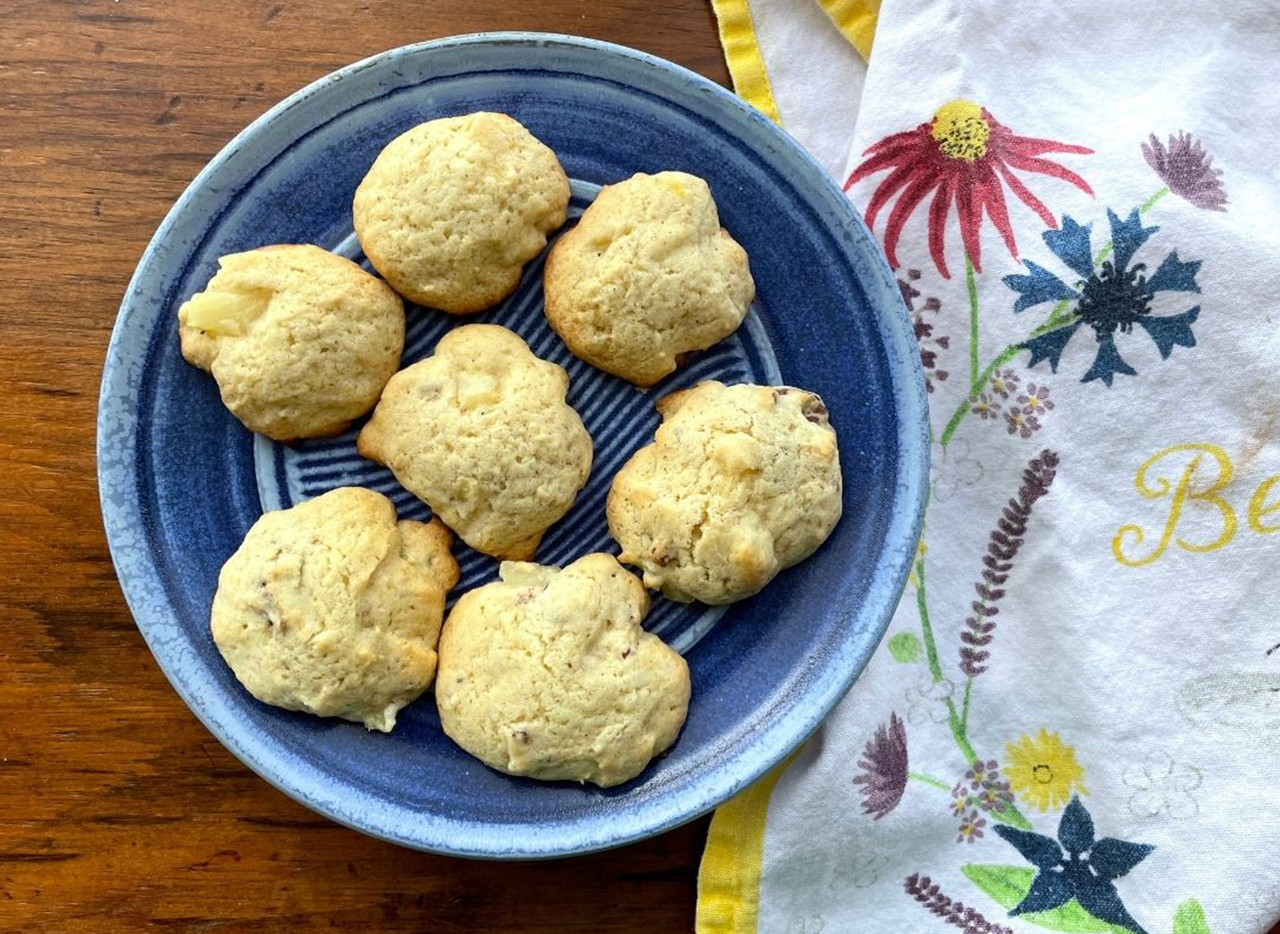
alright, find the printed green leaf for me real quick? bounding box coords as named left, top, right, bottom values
left=1173, top=899, right=1210, bottom=934
left=888, top=632, right=921, bottom=663
left=962, top=865, right=1133, bottom=934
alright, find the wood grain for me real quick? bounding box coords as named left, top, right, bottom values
left=0, top=2, right=724, bottom=931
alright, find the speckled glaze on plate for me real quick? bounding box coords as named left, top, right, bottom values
left=97, top=33, right=928, bottom=858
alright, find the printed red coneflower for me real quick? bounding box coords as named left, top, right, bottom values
left=845, top=101, right=1094, bottom=278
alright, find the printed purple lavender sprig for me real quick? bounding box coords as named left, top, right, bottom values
left=960, top=450, right=1059, bottom=676
left=905, top=874, right=1015, bottom=934
left=900, top=268, right=951, bottom=395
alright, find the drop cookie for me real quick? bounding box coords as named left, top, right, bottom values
left=356, top=324, right=592, bottom=560
left=178, top=244, right=405, bottom=442
left=436, top=554, right=690, bottom=787
left=543, top=171, right=754, bottom=386
left=353, top=112, right=570, bottom=314
left=210, top=487, right=459, bottom=732
left=608, top=381, right=842, bottom=604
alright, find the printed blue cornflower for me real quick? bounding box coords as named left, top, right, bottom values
left=994, top=797, right=1153, bottom=934
left=1003, top=208, right=1202, bottom=386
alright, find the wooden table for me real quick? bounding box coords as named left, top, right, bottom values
left=1, top=2, right=724, bottom=931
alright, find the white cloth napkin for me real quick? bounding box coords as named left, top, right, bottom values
left=700, top=2, right=1280, bottom=933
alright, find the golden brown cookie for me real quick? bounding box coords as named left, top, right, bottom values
left=436, top=554, right=690, bottom=787
left=353, top=112, right=569, bottom=314
left=210, top=487, right=459, bottom=732
left=357, top=324, right=593, bottom=560
left=543, top=171, right=754, bottom=386
left=608, top=381, right=842, bottom=604
left=178, top=244, right=405, bottom=442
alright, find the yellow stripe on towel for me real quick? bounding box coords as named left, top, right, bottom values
left=695, top=759, right=791, bottom=934
left=709, top=0, right=782, bottom=123
left=813, top=0, right=881, bottom=60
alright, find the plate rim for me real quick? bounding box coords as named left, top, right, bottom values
left=97, top=31, right=930, bottom=858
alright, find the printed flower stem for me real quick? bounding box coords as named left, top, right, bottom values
left=939, top=346, right=1020, bottom=448
left=939, top=186, right=1171, bottom=450
left=916, top=558, right=979, bottom=761
left=960, top=678, right=972, bottom=732
left=913, top=555, right=1033, bottom=832
left=909, top=771, right=954, bottom=791
left=966, top=254, right=981, bottom=392
left=1094, top=185, right=1169, bottom=265
left=915, top=558, right=944, bottom=683
left=1140, top=184, right=1170, bottom=214
left=945, top=699, right=978, bottom=766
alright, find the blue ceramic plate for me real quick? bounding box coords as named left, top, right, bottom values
left=98, top=33, right=928, bottom=858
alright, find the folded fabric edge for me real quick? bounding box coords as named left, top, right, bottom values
left=811, top=0, right=880, bottom=60
left=708, top=0, right=782, bottom=123
left=695, top=758, right=792, bottom=934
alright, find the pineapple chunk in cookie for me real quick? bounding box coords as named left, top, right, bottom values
left=177, top=244, right=404, bottom=442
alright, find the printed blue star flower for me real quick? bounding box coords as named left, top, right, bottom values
left=1003, top=208, right=1202, bottom=386
left=994, top=797, right=1153, bottom=934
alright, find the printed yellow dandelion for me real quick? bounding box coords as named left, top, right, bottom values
left=1004, top=729, right=1087, bottom=812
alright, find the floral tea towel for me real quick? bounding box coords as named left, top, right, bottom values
left=700, top=2, right=1280, bottom=934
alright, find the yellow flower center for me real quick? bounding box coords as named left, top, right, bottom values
left=931, top=99, right=990, bottom=162
left=1033, top=764, right=1053, bottom=785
